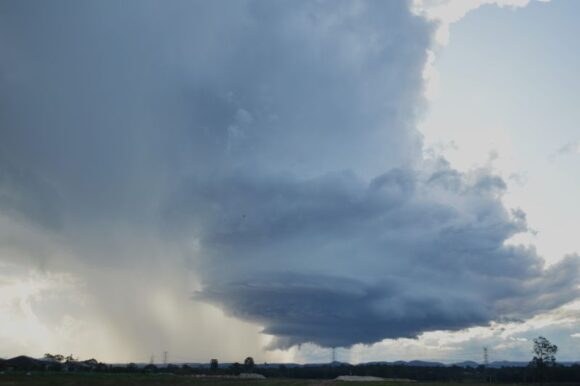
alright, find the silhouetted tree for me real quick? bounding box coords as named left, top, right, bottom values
left=231, top=362, right=241, bottom=375
left=64, top=354, right=76, bottom=363
left=530, top=336, right=558, bottom=367
left=44, top=353, right=65, bottom=363
left=244, top=356, right=255, bottom=371
left=529, top=336, right=558, bottom=384
left=210, top=358, right=219, bottom=370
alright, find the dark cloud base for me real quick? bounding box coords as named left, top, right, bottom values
left=186, top=166, right=580, bottom=348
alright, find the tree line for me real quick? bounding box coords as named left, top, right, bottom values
left=1, top=336, right=578, bottom=383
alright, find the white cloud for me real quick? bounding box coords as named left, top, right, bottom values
left=554, top=141, right=580, bottom=157
left=413, top=0, right=544, bottom=44
left=413, top=0, right=549, bottom=101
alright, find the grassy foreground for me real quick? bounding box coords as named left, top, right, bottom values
left=0, top=373, right=576, bottom=386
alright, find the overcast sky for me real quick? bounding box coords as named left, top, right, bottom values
left=0, top=0, right=579, bottom=364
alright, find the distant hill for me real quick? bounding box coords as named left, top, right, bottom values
left=487, top=360, right=529, bottom=368
left=451, top=361, right=479, bottom=368
left=407, top=360, right=446, bottom=367
left=8, top=355, right=580, bottom=370
left=156, top=359, right=580, bottom=369
left=2, top=356, right=45, bottom=368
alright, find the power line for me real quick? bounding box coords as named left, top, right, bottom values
left=163, top=351, right=168, bottom=366
left=483, top=347, right=489, bottom=367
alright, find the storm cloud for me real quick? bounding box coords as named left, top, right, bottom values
left=178, top=164, right=580, bottom=348
left=0, top=0, right=578, bottom=355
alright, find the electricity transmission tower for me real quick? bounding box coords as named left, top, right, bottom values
left=483, top=347, right=489, bottom=367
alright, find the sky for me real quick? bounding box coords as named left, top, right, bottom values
left=0, top=0, right=579, bottom=364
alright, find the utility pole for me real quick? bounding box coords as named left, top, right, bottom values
left=483, top=347, right=489, bottom=367
left=483, top=347, right=491, bottom=384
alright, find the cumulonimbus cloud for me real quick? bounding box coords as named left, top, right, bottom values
left=0, top=0, right=577, bottom=355
left=173, top=164, right=580, bottom=348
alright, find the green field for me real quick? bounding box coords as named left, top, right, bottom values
left=0, top=374, right=575, bottom=386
